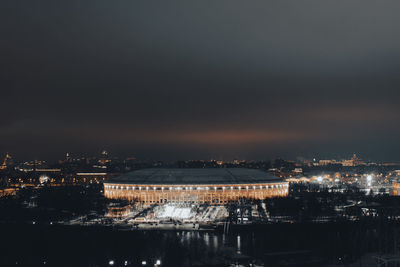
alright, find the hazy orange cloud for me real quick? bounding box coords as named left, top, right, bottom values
left=147, top=130, right=307, bottom=145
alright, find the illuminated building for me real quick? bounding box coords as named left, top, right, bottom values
left=104, top=168, right=289, bottom=204
left=393, top=182, right=400, bottom=196
left=0, top=153, right=11, bottom=170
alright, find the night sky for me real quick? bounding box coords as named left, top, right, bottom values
left=1, top=1, right=400, bottom=161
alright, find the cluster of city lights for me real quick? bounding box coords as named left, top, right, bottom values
left=108, top=259, right=161, bottom=266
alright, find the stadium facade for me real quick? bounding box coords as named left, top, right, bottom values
left=104, top=168, right=289, bottom=204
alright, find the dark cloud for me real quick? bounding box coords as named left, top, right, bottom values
left=1, top=0, right=400, bottom=161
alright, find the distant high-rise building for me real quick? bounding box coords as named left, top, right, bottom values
left=99, top=150, right=111, bottom=165
left=65, top=152, right=71, bottom=162
left=0, top=153, right=12, bottom=170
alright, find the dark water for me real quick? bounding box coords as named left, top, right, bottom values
left=0, top=222, right=388, bottom=266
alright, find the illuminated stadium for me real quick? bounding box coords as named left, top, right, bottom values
left=104, top=168, right=289, bottom=204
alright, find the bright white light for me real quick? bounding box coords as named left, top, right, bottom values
left=109, top=260, right=114, bottom=266
left=124, top=260, right=128, bottom=266
left=317, top=176, right=323, bottom=182
left=39, top=175, right=49, bottom=184
left=156, top=259, right=161, bottom=265
left=158, top=204, right=192, bottom=219
left=141, top=260, right=147, bottom=265
left=334, top=178, right=340, bottom=182
left=366, top=175, right=373, bottom=182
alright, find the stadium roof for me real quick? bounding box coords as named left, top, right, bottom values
left=107, top=168, right=283, bottom=185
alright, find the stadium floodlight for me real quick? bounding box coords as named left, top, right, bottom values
left=156, top=259, right=161, bottom=265
left=367, top=174, right=373, bottom=186
left=109, top=260, right=114, bottom=266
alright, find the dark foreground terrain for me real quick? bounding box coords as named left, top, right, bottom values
left=1, top=219, right=399, bottom=267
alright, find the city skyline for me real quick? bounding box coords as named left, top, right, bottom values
left=3, top=1, right=400, bottom=266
